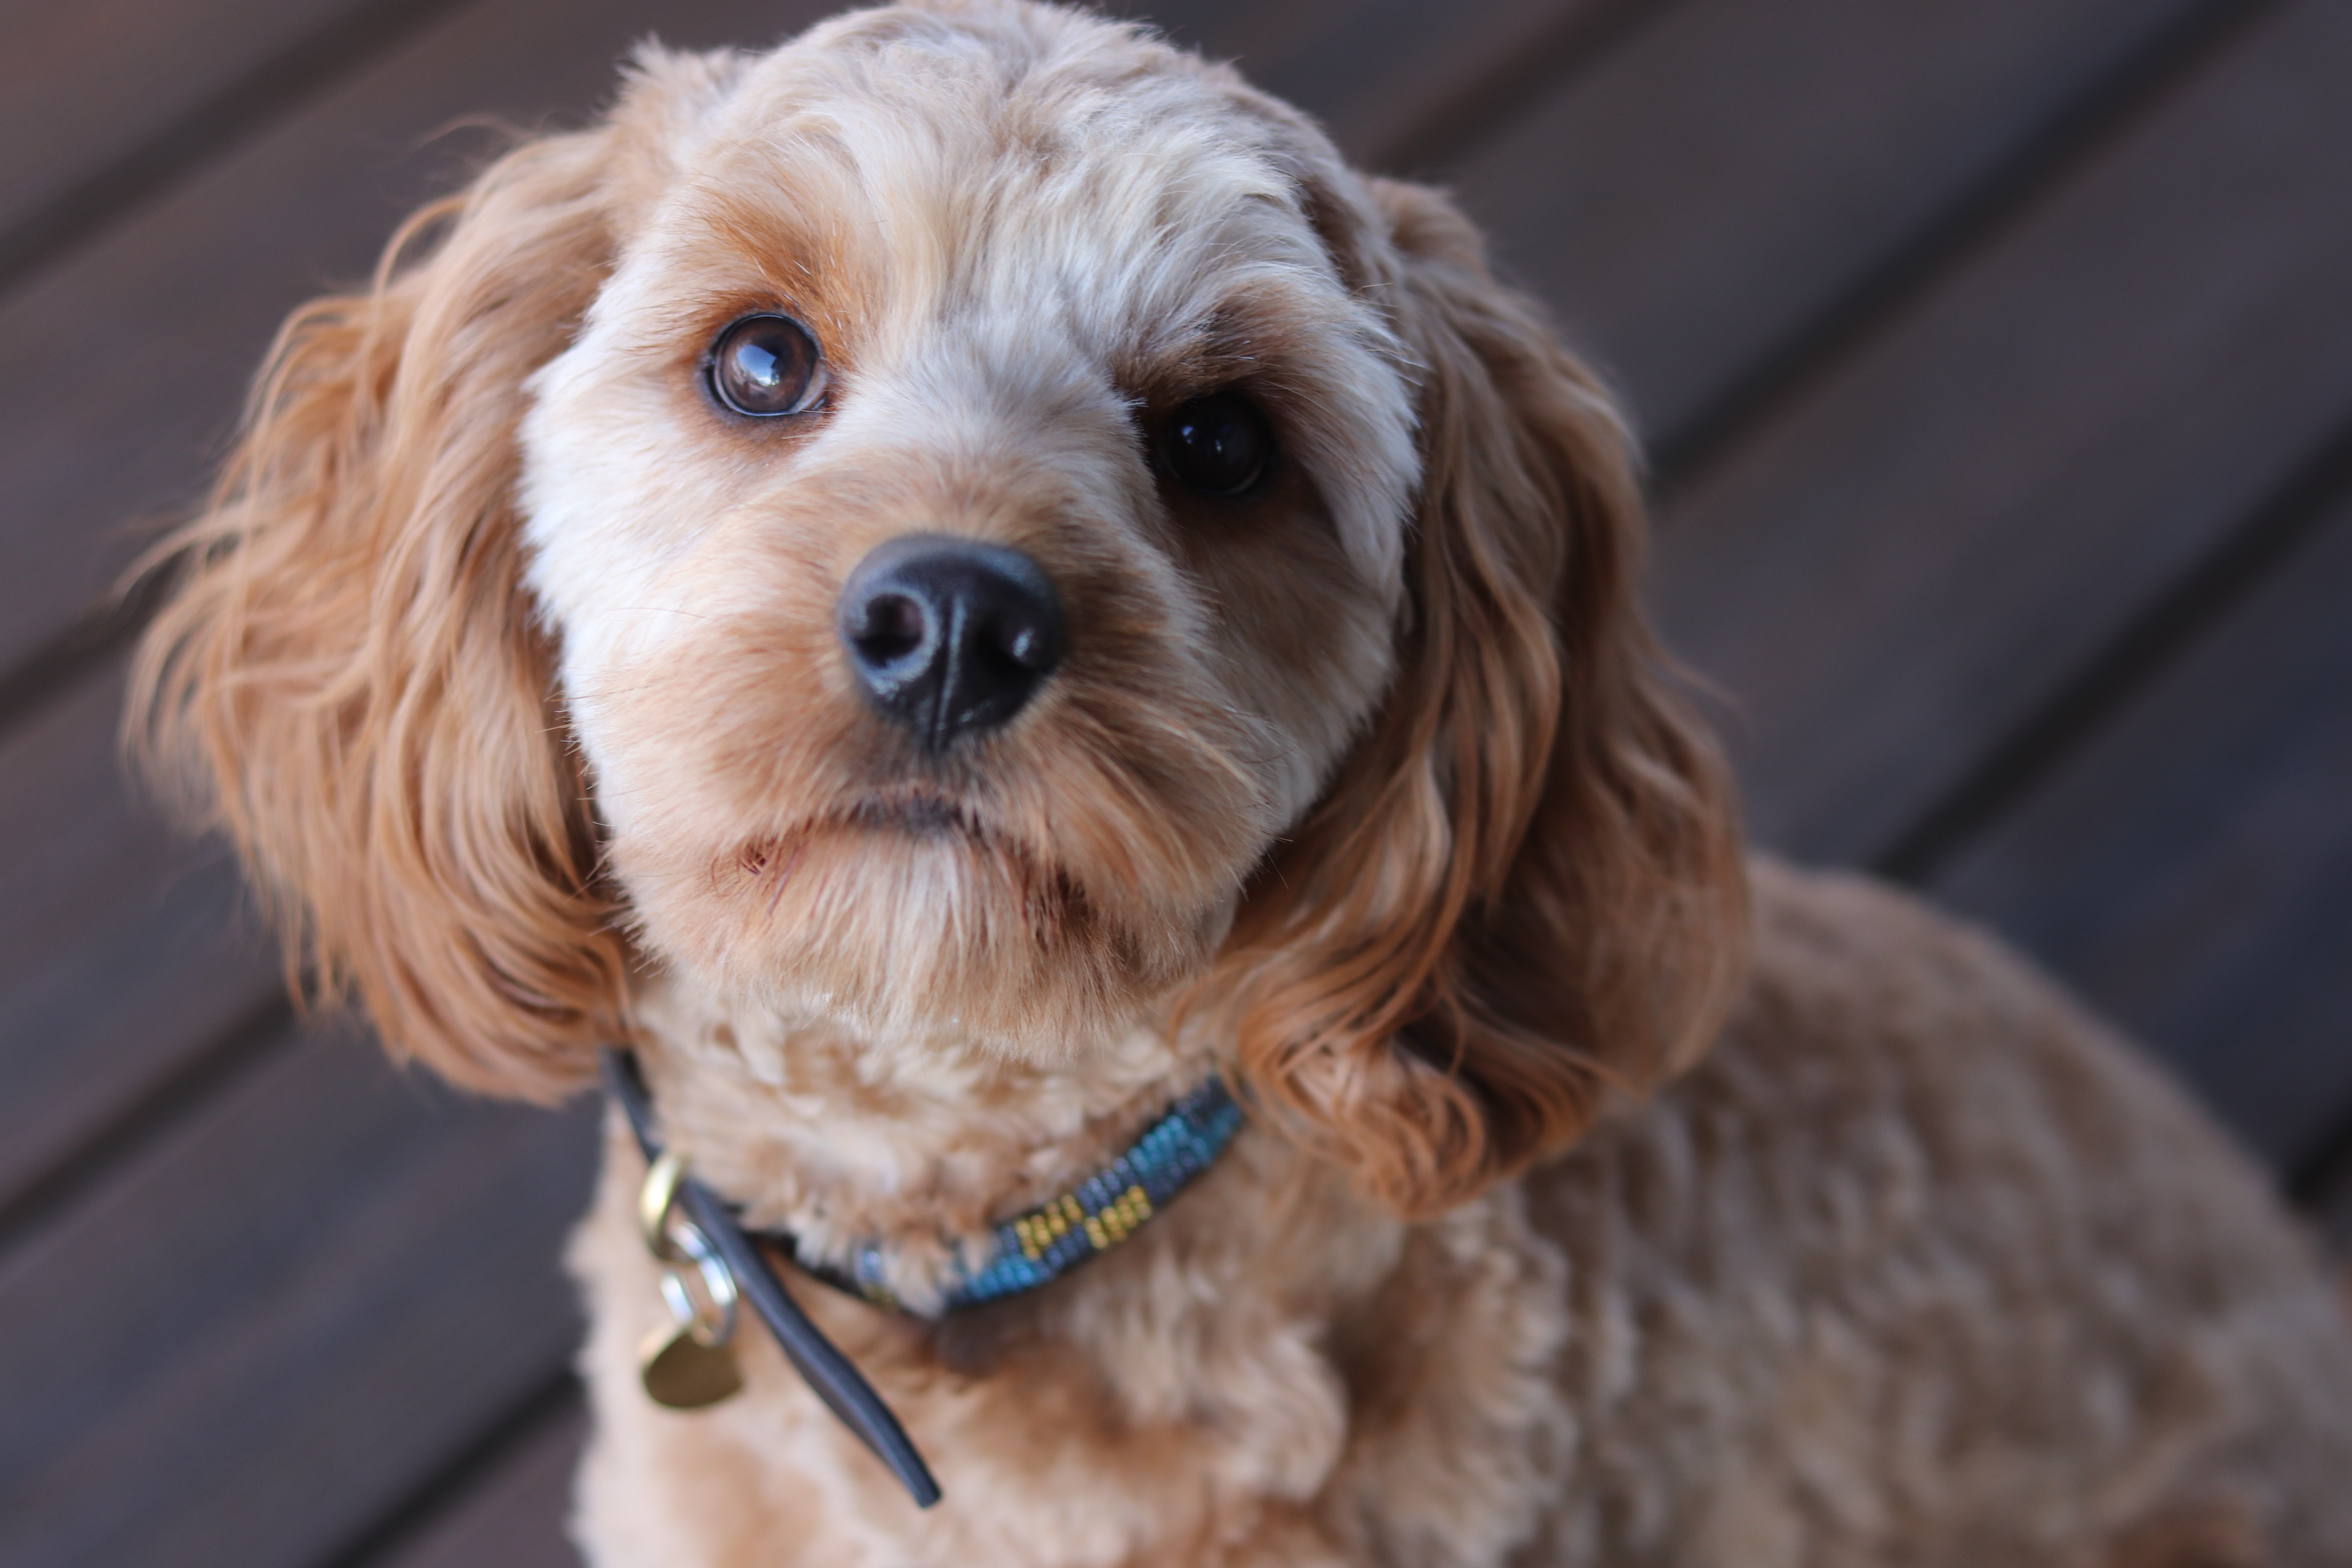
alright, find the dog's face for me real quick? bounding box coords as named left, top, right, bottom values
left=519, top=11, right=1416, bottom=1056
left=136, top=0, right=1744, bottom=1215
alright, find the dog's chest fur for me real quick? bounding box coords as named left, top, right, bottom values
left=562, top=863, right=2352, bottom=1567
left=572, top=1087, right=1567, bottom=1566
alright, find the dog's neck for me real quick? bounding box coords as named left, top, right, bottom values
left=630, top=972, right=1216, bottom=1311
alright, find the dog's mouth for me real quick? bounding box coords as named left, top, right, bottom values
left=728, top=787, right=1067, bottom=902
left=838, top=788, right=983, bottom=839
left=731, top=788, right=988, bottom=870
left=721, top=790, right=1119, bottom=972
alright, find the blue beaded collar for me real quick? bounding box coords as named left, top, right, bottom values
left=777, top=1077, right=1244, bottom=1314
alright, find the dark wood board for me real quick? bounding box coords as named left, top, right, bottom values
left=0, top=0, right=439, bottom=262
left=375, top=1399, right=588, bottom=1568
left=1929, top=488, right=2352, bottom=1174
left=1646, top=0, right=2352, bottom=869
left=0, top=1015, right=597, bottom=1568
left=1121, top=0, right=1627, bottom=171
left=1441, top=0, right=2222, bottom=454
left=0, top=662, right=279, bottom=1225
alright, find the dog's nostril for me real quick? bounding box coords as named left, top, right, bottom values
left=837, top=534, right=1067, bottom=750
left=851, top=592, right=928, bottom=665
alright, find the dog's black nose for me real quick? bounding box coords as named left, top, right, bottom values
left=837, top=535, right=1067, bottom=750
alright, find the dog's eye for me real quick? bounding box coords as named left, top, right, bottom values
left=708, top=314, right=827, bottom=417
left=1158, top=392, right=1274, bottom=497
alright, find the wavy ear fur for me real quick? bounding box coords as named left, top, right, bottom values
left=129, top=51, right=740, bottom=1098
left=1218, top=177, right=1749, bottom=1218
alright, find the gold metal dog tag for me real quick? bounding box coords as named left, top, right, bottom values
left=640, top=1319, right=744, bottom=1409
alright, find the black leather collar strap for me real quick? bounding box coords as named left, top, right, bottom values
left=599, top=1048, right=943, bottom=1508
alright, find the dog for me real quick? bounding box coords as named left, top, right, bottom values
left=131, top=1, right=2352, bottom=1561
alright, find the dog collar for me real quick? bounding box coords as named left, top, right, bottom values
left=786, top=1076, right=1243, bottom=1312
left=599, top=1047, right=1244, bottom=1507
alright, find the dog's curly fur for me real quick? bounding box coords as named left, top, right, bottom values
left=130, top=2, right=2352, bottom=1562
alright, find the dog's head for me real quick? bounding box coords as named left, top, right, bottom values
left=134, top=0, right=1744, bottom=1216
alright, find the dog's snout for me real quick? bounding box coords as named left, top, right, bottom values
left=837, top=535, right=1066, bottom=750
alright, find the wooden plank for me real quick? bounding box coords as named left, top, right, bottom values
left=0, top=1016, right=597, bottom=1568
left=0, top=0, right=439, bottom=263
left=0, top=662, right=279, bottom=1223
left=1122, top=0, right=1628, bottom=171
left=1438, top=0, right=2221, bottom=451
left=1927, top=486, right=2352, bottom=1174
left=376, top=1399, right=587, bottom=1568
left=1646, top=0, right=2352, bottom=867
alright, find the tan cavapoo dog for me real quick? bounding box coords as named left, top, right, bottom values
left=132, top=0, right=2352, bottom=1562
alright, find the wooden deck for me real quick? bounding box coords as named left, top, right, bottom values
left=3, top=0, right=2348, bottom=1561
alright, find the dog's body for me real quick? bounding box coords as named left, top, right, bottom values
left=130, top=2, right=2352, bottom=1563
left=570, top=861, right=2352, bottom=1566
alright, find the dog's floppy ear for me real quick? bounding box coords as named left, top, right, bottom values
left=130, top=51, right=738, bottom=1099
left=1218, top=177, right=1748, bottom=1218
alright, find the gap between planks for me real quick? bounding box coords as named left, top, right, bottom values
left=1877, top=405, right=2352, bottom=887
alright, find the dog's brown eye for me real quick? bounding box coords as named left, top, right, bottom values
left=708, top=313, right=826, bottom=417
left=1159, top=392, right=1273, bottom=497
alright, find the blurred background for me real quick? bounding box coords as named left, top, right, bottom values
left=2, top=0, right=2348, bottom=1562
